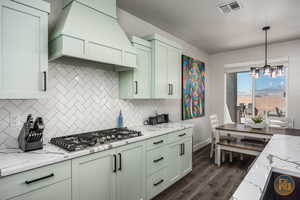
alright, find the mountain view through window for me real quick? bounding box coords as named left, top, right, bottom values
left=237, top=71, right=286, bottom=118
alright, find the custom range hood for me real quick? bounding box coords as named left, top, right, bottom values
left=49, top=0, right=137, bottom=70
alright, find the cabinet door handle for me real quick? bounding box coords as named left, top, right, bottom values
left=171, top=84, right=173, bottom=95
left=178, top=133, right=186, bottom=137
left=113, top=154, right=117, bottom=173
left=180, top=144, right=183, bottom=156
left=25, top=173, right=54, bottom=185
left=153, top=140, right=164, bottom=145
left=153, top=157, right=164, bottom=163
left=134, top=81, right=138, bottom=95
left=153, top=179, right=164, bottom=187
left=168, top=84, right=171, bottom=95
left=180, top=143, right=185, bottom=156
left=118, top=153, right=122, bottom=171
left=43, top=71, right=47, bottom=91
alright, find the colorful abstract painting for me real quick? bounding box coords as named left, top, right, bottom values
left=182, top=55, right=205, bottom=120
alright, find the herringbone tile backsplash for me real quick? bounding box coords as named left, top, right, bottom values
left=0, top=61, right=181, bottom=148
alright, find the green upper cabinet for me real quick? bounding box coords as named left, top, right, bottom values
left=119, top=36, right=152, bottom=99
left=0, top=0, right=49, bottom=99
left=167, top=46, right=182, bottom=99
left=145, top=34, right=182, bottom=99
left=152, top=41, right=169, bottom=98
left=119, top=34, right=182, bottom=100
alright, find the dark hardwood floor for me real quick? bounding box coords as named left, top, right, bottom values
left=153, top=145, right=255, bottom=200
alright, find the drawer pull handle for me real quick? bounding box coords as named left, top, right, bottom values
left=153, top=140, right=164, bottom=145
left=178, top=133, right=186, bottom=137
left=25, top=173, right=54, bottom=185
left=180, top=143, right=183, bottom=156
left=153, top=157, right=164, bottom=163
left=153, top=179, right=164, bottom=186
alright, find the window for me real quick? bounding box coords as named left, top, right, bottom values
left=225, top=67, right=287, bottom=123
left=255, top=74, right=286, bottom=117
left=237, top=72, right=253, bottom=114
left=237, top=72, right=253, bottom=122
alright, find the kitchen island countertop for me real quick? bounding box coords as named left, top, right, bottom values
left=232, top=134, right=300, bottom=200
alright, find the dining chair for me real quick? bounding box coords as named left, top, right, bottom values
left=209, top=114, right=234, bottom=163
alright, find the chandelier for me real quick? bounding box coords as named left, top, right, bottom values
left=250, top=26, right=284, bottom=78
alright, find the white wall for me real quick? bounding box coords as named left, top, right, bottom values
left=209, top=39, right=300, bottom=128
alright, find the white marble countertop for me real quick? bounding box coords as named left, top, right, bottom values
left=0, top=122, right=193, bottom=177
left=232, top=134, right=300, bottom=200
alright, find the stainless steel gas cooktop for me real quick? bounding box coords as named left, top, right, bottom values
left=50, top=128, right=142, bottom=152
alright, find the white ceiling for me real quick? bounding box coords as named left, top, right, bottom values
left=118, top=0, right=300, bottom=54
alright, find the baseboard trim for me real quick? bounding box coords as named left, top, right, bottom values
left=193, top=138, right=211, bottom=152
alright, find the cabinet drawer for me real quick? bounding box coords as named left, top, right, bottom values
left=146, top=135, right=168, bottom=150
left=147, top=168, right=167, bottom=200
left=0, top=161, right=71, bottom=200
left=147, top=147, right=167, bottom=175
left=168, top=128, right=193, bottom=144
left=9, top=179, right=71, bottom=200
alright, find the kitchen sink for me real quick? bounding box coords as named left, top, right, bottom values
left=261, top=168, right=300, bottom=200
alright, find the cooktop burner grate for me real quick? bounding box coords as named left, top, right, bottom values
left=50, top=128, right=142, bottom=152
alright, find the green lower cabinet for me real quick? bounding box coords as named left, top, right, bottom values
left=0, top=131, right=192, bottom=200
left=72, top=149, right=117, bottom=200
left=72, top=142, right=145, bottom=200
left=10, top=179, right=71, bottom=200
left=146, top=167, right=168, bottom=200
left=181, top=139, right=193, bottom=176
left=116, top=142, right=145, bottom=200
left=146, top=130, right=193, bottom=200
left=0, top=161, right=71, bottom=200
left=166, top=142, right=182, bottom=186
left=166, top=137, right=193, bottom=187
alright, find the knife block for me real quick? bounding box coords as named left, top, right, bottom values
left=18, top=123, right=43, bottom=152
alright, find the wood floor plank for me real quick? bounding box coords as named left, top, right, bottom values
left=153, top=145, right=254, bottom=200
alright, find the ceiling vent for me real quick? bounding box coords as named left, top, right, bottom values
left=218, top=0, right=242, bottom=14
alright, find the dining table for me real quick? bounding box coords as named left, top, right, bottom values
left=214, top=123, right=300, bottom=166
